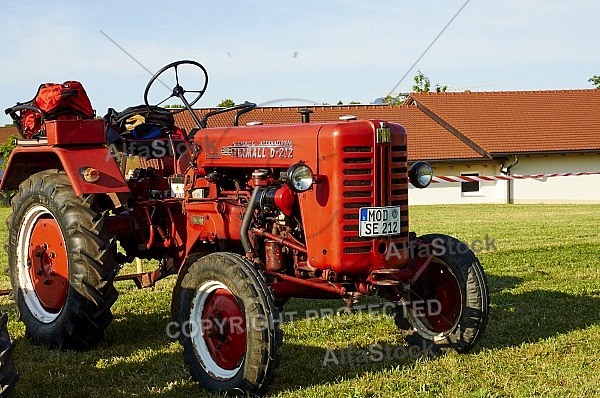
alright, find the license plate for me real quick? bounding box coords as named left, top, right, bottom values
left=359, top=206, right=401, bottom=237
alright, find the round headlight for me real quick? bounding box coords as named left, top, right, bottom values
left=409, top=161, right=433, bottom=188
left=286, top=163, right=314, bottom=192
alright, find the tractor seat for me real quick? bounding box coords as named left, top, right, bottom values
left=104, top=104, right=187, bottom=160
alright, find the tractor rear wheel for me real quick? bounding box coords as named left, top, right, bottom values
left=395, top=234, right=490, bottom=353
left=173, top=252, right=281, bottom=394
left=0, top=313, right=18, bottom=398
left=6, top=170, right=119, bottom=350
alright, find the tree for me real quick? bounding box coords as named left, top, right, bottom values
left=0, top=135, right=18, bottom=204
left=0, top=136, right=17, bottom=168
left=412, top=70, right=447, bottom=93
left=434, top=83, right=448, bottom=93
left=589, top=75, right=600, bottom=89
left=164, top=104, right=184, bottom=109
left=412, top=70, right=431, bottom=93
left=337, top=100, right=344, bottom=105
left=217, top=99, right=235, bottom=107
left=349, top=101, right=361, bottom=105
left=381, top=95, right=405, bottom=105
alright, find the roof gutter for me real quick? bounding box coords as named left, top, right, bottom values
left=409, top=157, right=489, bottom=163
left=492, top=149, right=600, bottom=157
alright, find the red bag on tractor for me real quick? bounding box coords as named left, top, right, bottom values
left=5, top=81, right=95, bottom=139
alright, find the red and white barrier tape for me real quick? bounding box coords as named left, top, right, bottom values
left=432, top=172, right=600, bottom=183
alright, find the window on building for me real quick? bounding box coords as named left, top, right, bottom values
left=461, top=173, right=480, bottom=194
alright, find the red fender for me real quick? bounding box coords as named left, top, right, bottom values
left=0, top=145, right=129, bottom=196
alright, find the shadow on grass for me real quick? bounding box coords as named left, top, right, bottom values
left=482, top=274, right=600, bottom=349
left=7, top=309, right=231, bottom=398
left=3, top=272, right=600, bottom=396
left=269, top=341, right=427, bottom=395
left=268, top=273, right=600, bottom=393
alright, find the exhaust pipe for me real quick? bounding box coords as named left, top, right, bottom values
left=298, top=108, right=313, bottom=123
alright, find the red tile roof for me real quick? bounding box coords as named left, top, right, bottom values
left=173, top=105, right=485, bottom=161
left=0, top=126, right=18, bottom=144
left=409, top=89, right=600, bottom=156
left=6, top=89, right=596, bottom=162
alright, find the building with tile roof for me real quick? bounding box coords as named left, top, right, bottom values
left=174, top=105, right=486, bottom=162
left=174, top=89, right=600, bottom=204
left=408, top=90, right=600, bottom=156
left=2, top=90, right=598, bottom=204
left=406, top=90, right=600, bottom=204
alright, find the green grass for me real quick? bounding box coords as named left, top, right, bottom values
left=1, top=204, right=599, bottom=397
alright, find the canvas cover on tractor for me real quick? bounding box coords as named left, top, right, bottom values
left=7, top=81, right=94, bottom=139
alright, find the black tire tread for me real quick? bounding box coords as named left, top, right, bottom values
left=170, top=252, right=204, bottom=322
left=0, top=313, right=18, bottom=398
left=175, top=252, right=281, bottom=394
left=6, top=170, right=119, bottom=350
left=395, top=233, right=490, bottom=353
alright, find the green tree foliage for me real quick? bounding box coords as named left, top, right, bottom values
left=164, top=104, right=184, bottom=109
left=588, top=75, right=600, bottom=89
left=217, top=99, right=235, bottom=107
left=412, top=70, right=431, bottom=93
left=381, top=95, right=404, bottom=105
left=412, top=70, right=447, bottom=93
left=0, top=135, right=18, bottom=204
left=0, top=136, right=18, bottom=168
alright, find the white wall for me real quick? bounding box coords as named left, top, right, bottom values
left=408, top=153, right=600, bottom=205
left=409, top=161, right=505, bottom=205
left=511, top=153, right=600, bottom=204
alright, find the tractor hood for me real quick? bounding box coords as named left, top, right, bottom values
left=193, top=123, right=322, bottom=171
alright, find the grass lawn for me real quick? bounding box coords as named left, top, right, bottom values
left=1, top=204, right=599, bottom=397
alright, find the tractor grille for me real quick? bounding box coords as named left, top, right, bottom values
left=390, top=144, right=409, bottom=225
left=341, top=142, right=409, bottom=255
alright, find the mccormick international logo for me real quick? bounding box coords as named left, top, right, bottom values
left=376, top=124, right=391, bottom=143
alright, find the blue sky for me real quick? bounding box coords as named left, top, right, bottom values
left=1, top=0, right=598, bottom=126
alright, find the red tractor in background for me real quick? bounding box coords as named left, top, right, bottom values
left=2, top=60, right=489, bottom=394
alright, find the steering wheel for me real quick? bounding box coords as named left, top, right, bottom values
left=144, top=60, right=208, bottom=114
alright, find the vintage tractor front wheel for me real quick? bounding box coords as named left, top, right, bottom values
left=174, top=253, right=281, bottom=394
left=395, top=234, right=490, bottom=353
left=7, top=170, right=118, bottom=350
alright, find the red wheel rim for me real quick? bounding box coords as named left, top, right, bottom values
left=412, top=261, right=461, bottom=333
left=27, top=216, right=68, bottom=311
left=201, top=288, right=246, bottom=370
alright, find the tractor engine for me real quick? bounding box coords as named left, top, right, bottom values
left=183, top=119, right=411, bottom=281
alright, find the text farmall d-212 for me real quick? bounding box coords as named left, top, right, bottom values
left=2, top=61, right=489, bottom=394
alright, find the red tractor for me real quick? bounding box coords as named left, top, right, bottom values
left=2, top=61, right=489, bottom=394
